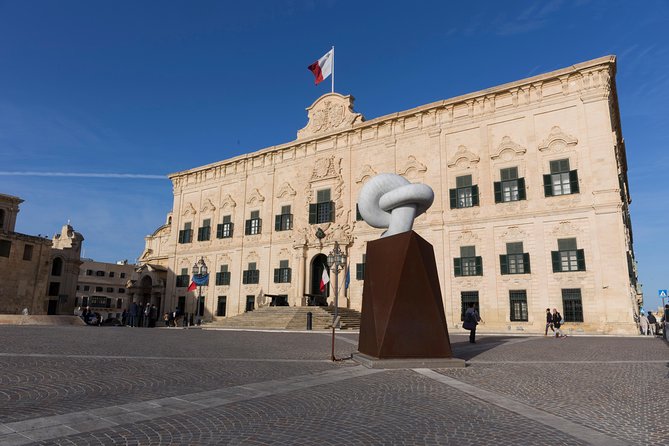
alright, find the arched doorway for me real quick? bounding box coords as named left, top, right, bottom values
left=139, top=276, right=152, bottom=305
left=310, top=254, right=329, bottom=306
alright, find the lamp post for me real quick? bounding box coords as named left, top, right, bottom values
left=191, top=257, right=208, bottom=326
left=326, top=241, right=347, bottom=361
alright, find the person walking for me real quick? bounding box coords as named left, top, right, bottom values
left=463, top=302, right=481, bottom=344
left=143, top=303, right=151, bottom=328
left=663, top=304, right=669, bottom=341
left=647, top=312, right=657, bottom=336
left=545, top=308, right=554, bottom=336
left=128, top=302, right=138, bottom=327
left=553, top=308, right=566, bottom=338
left=639, top=312, right=649, bottom=336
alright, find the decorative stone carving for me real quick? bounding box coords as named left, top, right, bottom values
left=491, top=136, right=527, bottom=160
left=220, top=194, right=236, bottom=210
left=311, top=156, right=339, bottom=181
left=499, top=226, right=528, bottom=241
left=550, top=221, right=582, bottom=237
left=456, top=230, right=481, bottom=245
left=448, top=145, right=480, bottom=168
left=355, top=165, right=378, bottom=184
left=200, top=198, right=216, bottom=213
left=181, top=203, right=197, bottom=217
left=297, top=93, right=365, bottom=139
left=246, top=189, right=265, bottom=206
left=398, top=156, right=428, bottom=177
left=276, top=182, right=297, bottom=199
left=538, top=126, right=578, bottom=152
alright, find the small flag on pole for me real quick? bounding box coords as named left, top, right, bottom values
left=308, top=48, right=334, bottom=86
left=320, top=268, right=330, bottom=293
left=345, top=266, right=350, bottom=290
left=187, top=281, right=197, bottom=292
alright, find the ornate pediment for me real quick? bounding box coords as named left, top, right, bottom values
left=499, top=226, right=528, bottom=240
left=276, top=182, right=297, bottom=199
left=200, top=198, right=216, bottom=213
left=246, top=189, right=265, bottom=206
left=181, top=202, right=197, bottom=217
left=220, top=194, right=237, bottom=210
left=398, top=155, right=427, bottom=177
left=297, top=93, right=364, bottom=139
left=455, top=230, right=481, bottom=245
left=538, top=126, right=578, bottom=152
left=355, top=165, right=377, bottom=184
left=491, top=136, right=527, bottom=160
left=448, top=145, right=480, bottom=168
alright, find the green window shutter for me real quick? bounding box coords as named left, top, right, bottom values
left=453, top=258, right=462, bottom=277
left=242, top=271, right=248, bottom=284
left=309, top=203, right=317, bottom=224
left=245, top=220, right=251, bottom=235
left=449, top=189, right=457, bottom=209
left=356, top=264, right=364, bottom=280
left=543, top=174, right=553, bottom=197
left=216, top=224, right=224, bottom=238
left=499, top=254, right=508, bottom=275
left=273, top=268, right=280, bottom=283
left=523, top=252, right=531, bottom=273
left=471, top=185, right=479, bottom=206
left=576, top=249, right=586, bottom=271
left=517, top=178, right=526, bottom=200
left=551, top=251, right=561, bottom=272
left=287, top=268, right=292, bottom=283
left=275, top=215, right=281, bottom=231
left=328, top=201, right=335, bottom=222
left=569, top=170, right=580, bottom=194
left=475, top=256, right=483, bottom=275
left=494, top=182, right=502, bottom=203
left=257, top=219, right=262, bottom=234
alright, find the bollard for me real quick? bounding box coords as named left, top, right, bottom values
left=306, top=312, right=313, bottom=330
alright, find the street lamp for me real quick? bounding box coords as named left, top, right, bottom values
left=191, top=256, right=208, bottom=326
left=326, top=241, right=347, bottom=361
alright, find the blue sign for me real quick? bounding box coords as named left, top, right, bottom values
left=659, top=289, right=668, bottom=298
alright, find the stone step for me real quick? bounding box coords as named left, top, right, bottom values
left=207, top=306, right=361, bottom=330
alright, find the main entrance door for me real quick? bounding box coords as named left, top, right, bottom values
left=310, top=254, right=329, bottom=306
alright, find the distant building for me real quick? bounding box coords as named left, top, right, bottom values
left=75, top=259, right=136, bottom=320
left=48, top=223, right=84, bottom=315
left=139, top=56, right=641, bottom=334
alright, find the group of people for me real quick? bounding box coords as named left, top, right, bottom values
left=122, top=302, right=159, bottom=327
left=545, top=308, right=568, bottom=338
left=162, top=309, right=200, bottom=328
left=639, top=304, right=669, bottom=338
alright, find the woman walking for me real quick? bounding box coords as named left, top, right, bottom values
left=463, top=303, right=481, bottom=344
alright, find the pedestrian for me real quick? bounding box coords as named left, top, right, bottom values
left=143, top=303, right=151, bottom=328
left=168, top=310, right=175, bottom=327
left=128, top=302, right=138, bottom=327
left=121, top=309, right=127, bottom=326
left=163, top=312, right=170, bottom=327
left=150, top=305, right=158, bottom=328
left=663, top=304, right=669, bottom=341
left=553, top=308, right=566, bottom=338
left=639, top=312, right=649, bottom=336
left=647, top=312, right=657, bottom=336
left=462, top=302, right=481, bottom=344
left=545, top=308, right=554, bottom=336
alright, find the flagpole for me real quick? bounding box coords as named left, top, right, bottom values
left=331, top=46, right=335, bottom=93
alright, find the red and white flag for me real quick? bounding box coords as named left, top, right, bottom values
left=308, top=49, right=333, bottom=85
left=319, top=268, right=330, bottom=292
left=187, top=281, right=197, bottom=292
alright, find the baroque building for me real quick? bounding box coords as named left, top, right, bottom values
left=140, top=55, right=641, bottom=334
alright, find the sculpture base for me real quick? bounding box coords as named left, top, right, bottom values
left=358, top=231, right=454, bottom=359
left=353, top=352, right=465, bottom=369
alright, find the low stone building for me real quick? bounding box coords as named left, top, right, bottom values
left=75, top=259, right=136, bottom=321
left=139, top=55, right=641, bottom=334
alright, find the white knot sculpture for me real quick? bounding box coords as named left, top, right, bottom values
left=357, top=173, right=434, bottom=238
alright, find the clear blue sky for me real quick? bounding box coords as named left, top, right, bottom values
left=1, top=0, right=667, bottom=310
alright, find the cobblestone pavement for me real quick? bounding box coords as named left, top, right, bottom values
left=0, top=326, right=666, bottom=445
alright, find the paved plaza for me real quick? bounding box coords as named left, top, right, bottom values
left=0, top=326, right=666, bottom=445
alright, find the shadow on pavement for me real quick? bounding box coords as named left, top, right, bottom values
left=450, top=335, right=530, bottom=361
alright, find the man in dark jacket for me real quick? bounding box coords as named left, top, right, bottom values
left=545, top=308, right=554, bottom=336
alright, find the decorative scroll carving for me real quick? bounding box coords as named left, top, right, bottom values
left=220, top=194, right=237, bottom=210
left=550, top=221, right=582, bottom=237
left=276, top=182, right=297, bottom=199
left=311, top=156, right=339, bottom=180
left=538, top=126, right=578, bottom=152
left=398, top=155, right=427, bottom=177
left=181, top=203, right=197, bottom=217
left=200, top=198, right=216, bottom=213
left=297, top=93, right=365, bottom=139
left=491, top=136, right=527, bottom=160
left=355, top=165, right=378, bottom=184
left=448, top=145, right=480, bottom=168
left=246, top=189, right=265, bottom=206
left=455, top=230, right=481, bottom=245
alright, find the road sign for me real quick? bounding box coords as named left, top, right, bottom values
left=659, top=290, right=668, bottom=298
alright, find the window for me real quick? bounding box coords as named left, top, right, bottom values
left=0, top=240, right=10, bottom=257
left=274, top=260, right=292, bottom=283
left=118, top=288, right=125, bottom=294
left=544, top=159, right=579, bottom=196
left=116, top=298, right=123, bottom=309
left=48, top=282, right=60, bottom=296
left=309, top=189, right=334, bottom=224
left=178, top=222, right=193, bottom=244
left=245, top=211, right=262, bottom=235
left=95, top=286, right=103, bottom=292
left=217, top=296, right=227, bottom=317
left=52, top=258, right=63, bottom=276
left=500, top=242, right=530, bottom=275
left=0, top=209, right=4, bottom=229
left=217, top=215, right=234, bottom=238
left=109, top=271, right=115, bottom=278
left=460, top=291, right=479, bottom=321
left=356, top=254, right=366, bottom=280
left=23, top=244, right=33, bottom=261
left=81, top=296, right=89, bottom=307
left=106, top=287, right=114, bottom=293
left=245, top=295, right=255, bottom=312
left=551, top=238, right=585, bottom=272
left=494, top=167, right=526, bottom=203
left=242, top=262, right=260, bottom=284
left=86, top=269, right=93, bottom=276
left=562, top=288, right=584, bottom=322
left=95, top=270, right=105, bottom=277
left=198, top=219, right=211, bottom=241
left=83, top=285, right=90, bottom=291
left=120, top=272, right=126, bottom=279
left=275, top=205, right=293, bottom=231
left=450, top=175, right=479, bottom=209
left=509, top=290, right=528, bottom=321
left=216, top=265, right=231, bottom=286
left=454, top=246, right=482, bottom=276
left=177, top=296, right=185, bottom=315
left=176, top=268, right=190, bottom=288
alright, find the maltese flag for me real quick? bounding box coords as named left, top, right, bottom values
left=308, top=49, right=333, bottom=85
left=320, top=268, right=330, bottom=293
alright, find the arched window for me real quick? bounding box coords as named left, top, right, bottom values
left=52, top=257, right=63, bottom=276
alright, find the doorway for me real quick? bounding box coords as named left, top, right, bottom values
left=310, top=254, right=329, bottom=306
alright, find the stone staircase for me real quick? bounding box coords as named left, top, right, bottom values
left=206, top=306, right=361, bottom=330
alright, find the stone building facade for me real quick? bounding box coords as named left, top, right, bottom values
left=140, top=56, right=641, bottom=334
left=75, top=259, right=136, bottom=320
left=48, top=223, right=84, bottom=315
